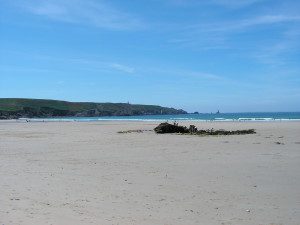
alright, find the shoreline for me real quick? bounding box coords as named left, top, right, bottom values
left=2, top=118, right=300, bottom=123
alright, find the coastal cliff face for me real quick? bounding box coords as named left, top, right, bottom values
left=0, top=98, right=187, bottom=119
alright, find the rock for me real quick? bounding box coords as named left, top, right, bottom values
left=154, top=123, right=189, bottom=134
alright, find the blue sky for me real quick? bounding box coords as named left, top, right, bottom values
left=0, top=0, right=300, bottom=112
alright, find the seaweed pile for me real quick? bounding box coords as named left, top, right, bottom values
left=117, top=129, right=152, bottom=134
left=154, top=123, right=255, bottom=135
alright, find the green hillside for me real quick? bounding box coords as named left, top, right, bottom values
left=0, top=98, right=187, bottom=119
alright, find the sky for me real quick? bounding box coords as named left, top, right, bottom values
left=0, top=0, right=300, bottom=112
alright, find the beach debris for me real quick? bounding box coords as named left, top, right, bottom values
left=154, top=122, right=189, bottom=134
left=275, top=141, right=284, bottom=145
left=117, top=129, right=152, bottom=134
left=189, top=125, right=197, bottom=133
left=246, top=209, right=250, bottom=213
left=154, top=123, right=256, bottom=136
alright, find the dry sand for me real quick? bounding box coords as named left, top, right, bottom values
left=0, top=121, right=300, bottom=225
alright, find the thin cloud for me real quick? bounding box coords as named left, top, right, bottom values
left=109, top=63, right=135, bottom=74
left=146, top=67, right=223, bottom=81
left=62, top=58, right=136, bottom=74
left=251, top=28, right=300, bottom=66
left=16, top=0, right=144, bottom=30
left=187, top=15, right=300, bottom=33
left=0, top=51, right=136, bottom=75
left=209, top=0, right=267, bottom=8
left=67, top=58, right=136, bottom=74
left=0, top=66, right=55, bottom=74
left=166, top=0, right=266, bottom=8
left=167, top=13, right=300, bottom=50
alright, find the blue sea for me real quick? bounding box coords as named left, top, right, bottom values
left=22, top=112, right=300, bottom=122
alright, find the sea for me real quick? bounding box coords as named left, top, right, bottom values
left=21, top=112, right=300, bottom=122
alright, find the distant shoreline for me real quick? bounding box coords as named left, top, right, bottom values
left=10, top=111, right=300, bottom=122
left=2, top=118, right=300, bottom=123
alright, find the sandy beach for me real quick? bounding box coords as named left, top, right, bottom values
left=0, top=121, right=300, bottom=225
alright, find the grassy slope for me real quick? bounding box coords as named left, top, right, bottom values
left=0, top=98, right=184, bottom=114
left=0, top=98, right=95, bottom=111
